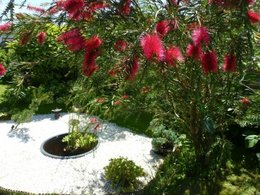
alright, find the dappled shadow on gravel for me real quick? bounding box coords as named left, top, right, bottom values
left=96, top=123, right=132, bottom=142
left=7, top=127, right=32, bottom=143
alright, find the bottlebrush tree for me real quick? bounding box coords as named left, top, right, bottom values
left=1, top=0, right=260, bottom=165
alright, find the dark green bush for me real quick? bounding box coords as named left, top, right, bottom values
left=104, top=157, right=146, bottom=193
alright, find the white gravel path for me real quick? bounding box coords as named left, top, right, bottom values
left=0, top=113, right=162, bottom=194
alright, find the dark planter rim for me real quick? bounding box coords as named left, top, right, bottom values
left=40, top=133, right=99, bottom=159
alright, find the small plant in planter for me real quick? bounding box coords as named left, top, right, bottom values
left=104, top=157, right=146, bottom=193
left=62, top=117, right=99, bottom=152
left=149, top=122, right=178, bottom=156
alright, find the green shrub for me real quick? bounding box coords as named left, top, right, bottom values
left=104, top=157, right=146, bottom=193
left=62, top=117, right=98, bottom=152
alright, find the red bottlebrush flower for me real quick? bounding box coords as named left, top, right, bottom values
left=209, top=0, right=254, bottom=6
left=48, top=6, right=60, bottom=15
left=27, top=5, right=45, bottom=13
left=68, top=9, right=83, bottom=20
left=201, top=51, right=218, bottom=74
left=156, top=20, right=178, bottom=37
left=85, top=35, right=103, bottom=52
left=89, top=1, right=109, bottom=12
left=63, top=0, right=84, bottom=14
left=244, top=0, right=255, bottom=4
left=0, top=22, right=12, bottom=32
left=122, top=95, right=129, bottom=99
left=114, top=100, right=121, bottom=106
left=93, top=123, right=100, bottom=132
left=186, top=43, right=202, bottom=60
left=81, top=11, right=93, bottom=20
left=165, top=46, right=184, bottom=67
left=82, top=51, right=100, bottom=77
left=247, top=10, right=260, bottom=23
left=89, top=117, right=98, bottom=124
left=156, top=20, right=171, bottom=37
left=0, top=63, right=7, bottom=77
left=118, top=0, right=131, bottom=15
left=96, top=97, right=106, bottom=103
left=37, top=31, right=46, bottom=45
left=222, top=54, right=237, bottom=72
left=240, top=97, right=250, bottom=106
left=240, top=97, right=250, bottom=105
left=170, top=0, right=178, bottom=5
left=140, top=33, right=165, bottom=61
left=192, top=26, right=210, bottom=46
left=56, top=0, right=65, bottom=8
left=114, top=40, right=127, bottom=52
left=57, top=29, right=86, bottom=52
left=126, top=57, right=140, bottom=80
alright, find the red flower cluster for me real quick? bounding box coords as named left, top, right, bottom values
left=140, top=33, right=165, bottom=61
left=82, top=51, right=99, bottom=77
left=89, top=1, right=109, bottom=12
left=27, top=5, right=45, bottom=13
left=201, top=51, right=218, bottom=74
left=0, top=63, right=7, bottom=77
left=114, top=40, right=127, bottom=52
left=222, top=54, right=237, bottom=72
left=156, top=19, right=178, bottom=37
left=208, top=0, right=253, bottom=7
left=170, top=0, right=178, bottom=6
left=0, top=22, right=12, bottom=32
left=165, top=46, right=184, bottom=67
left=192, top=27, right=210, bottom=46
left=247, top=11, right=260, bottom=23
left=186, top=43, right=202, bottom=60
left=122, top=95, right=129, bottom=99
left=186, top=26, right=209, bottom=60
left=37, top=31, right=47, bottom=45
left=114, top=100, right=121, bottom=106
left=186, top=26, right=220, bottom=74
left=60, top=0, right=109, bottom=20
left=89, top=117, right=98, bottom=124
left=126, top=57, right=140, bottom=80
left=156, top=20, right=170, bottom=37
left=82, top=35, right=103, bottom=77
left=62, top=0, right=84, bottom=15
left=240, top=97, right=250, bottom=106
left=96, top=97, right=106, bottom=103
left=85, top=35, right=103, bottom=52
left=57, top=28, right=86, bottom=51
left=118, top=0, right=131, bottom=15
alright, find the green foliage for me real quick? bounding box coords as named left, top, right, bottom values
left=245, top=135, right=260, bottom=148
left=233, top=91, right=260, bottom=151
left=235, top=91, right=260, bottom=128
left=10, top=86, right=51, bottom=129
left=62, top=116, right=98, bottom=152
left=104, top=157, right=146, bottom=193
left=2, top=17, right=80, bottom=117
left=62, top=130, right=97, bottom=152
left=148, top=118, right=178, bottom=154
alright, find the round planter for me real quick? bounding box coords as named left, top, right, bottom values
left=40, top=133, right=99, bottom=159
